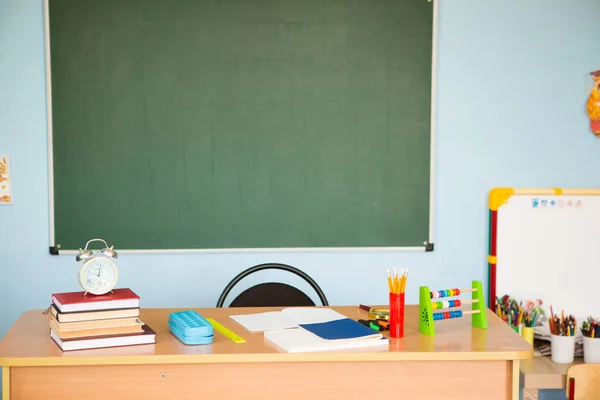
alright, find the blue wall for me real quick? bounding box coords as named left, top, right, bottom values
left=1, top=1, right=598, bottom=399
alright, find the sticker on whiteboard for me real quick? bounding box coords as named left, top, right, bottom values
left=0, top=156, right=12, bottom=204
left=532, top=199, right=539, bottom=208
left=576, top=200, right=582, bottom=207
left=541, top=199, right=548, bottom=207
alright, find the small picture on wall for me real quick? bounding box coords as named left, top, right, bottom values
left=0, top=155, right=12, bottom=204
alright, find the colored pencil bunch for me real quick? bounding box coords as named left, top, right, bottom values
left=549, top=306, right=576, bottom=336
left=387, top=268, right=407, bottom=294
left=495, top=295, right=523, bottom=328
left=522, top=299, right=544, bottom=328
left=581, top=317, right=600, bottom=338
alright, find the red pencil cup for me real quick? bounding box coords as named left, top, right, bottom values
left=389, top=292, right=405, bottom=338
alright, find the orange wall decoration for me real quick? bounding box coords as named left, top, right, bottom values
left=587, top=70, right=600, bottom=136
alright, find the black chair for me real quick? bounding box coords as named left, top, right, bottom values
left=216, top=263, right=329, bottom=307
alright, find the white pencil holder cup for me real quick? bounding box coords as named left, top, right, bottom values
left=551, top=334, right=576, bottom=364
left=583, top=337, right=600, bottom=363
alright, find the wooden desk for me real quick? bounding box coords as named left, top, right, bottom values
left=520, top=355, right=583, bottom=400
left=0, top=305, right=532, bottom=400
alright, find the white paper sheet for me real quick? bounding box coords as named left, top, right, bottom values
left=230, top=307, right=346, bottom=332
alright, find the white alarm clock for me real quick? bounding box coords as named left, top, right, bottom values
left=76, top=238, right=119, bottom=295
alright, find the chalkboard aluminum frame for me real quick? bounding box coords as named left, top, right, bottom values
left=43, top=0, right=439, bottom=254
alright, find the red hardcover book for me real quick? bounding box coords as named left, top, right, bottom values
left=52, top=288, right=140, bottom=313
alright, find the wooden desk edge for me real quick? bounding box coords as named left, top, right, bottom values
left=521, top=372, right=566, bottom=390
left=520, top=355, right=585, bottom=390
left=0, top=348, right=533, bottom=367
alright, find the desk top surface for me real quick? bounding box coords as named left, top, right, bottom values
left=0, top=305, right=532, bottom=367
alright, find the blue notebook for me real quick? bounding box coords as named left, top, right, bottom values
left=299, top=317, right=383, bottom=341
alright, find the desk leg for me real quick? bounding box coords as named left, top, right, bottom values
left=509, top=360, right=520, bottom=400
left=3, top=366, right=9, bottom=400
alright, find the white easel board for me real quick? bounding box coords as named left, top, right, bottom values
left=489, top=188, right=600, bottom=324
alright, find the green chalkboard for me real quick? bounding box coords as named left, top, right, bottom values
left=48, top=0, right=434, bottom=251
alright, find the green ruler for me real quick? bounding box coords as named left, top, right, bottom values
left=207, top=318, right=246, bottom=343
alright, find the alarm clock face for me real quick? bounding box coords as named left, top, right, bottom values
left=79, top=257, right=118, bottom=295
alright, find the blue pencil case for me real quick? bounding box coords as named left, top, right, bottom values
left=168, top=310, right=214, bottom=345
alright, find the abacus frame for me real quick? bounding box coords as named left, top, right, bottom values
left=419, top=280, right=488, bottom=336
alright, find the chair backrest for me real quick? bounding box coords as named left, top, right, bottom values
left=566, top=364, right=600, bottom=400
left=216, top=263, right=329, bottom=308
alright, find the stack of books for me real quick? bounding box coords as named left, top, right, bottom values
left=49, top=288, right=156, bottom=351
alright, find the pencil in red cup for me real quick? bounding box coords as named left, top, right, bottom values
left=388, top=269, right=407, bottom=338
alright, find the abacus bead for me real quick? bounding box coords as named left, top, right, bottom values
left=437, top=301, right=443, bottom=309
left=449, top=300, right=455, bottom=307
left=449, top=289, right=455, bottom=297
left=444, top=311, right=450, bottom=320
left=455, top=299, right=461, bottom=307
left=430, top=292, right=433, bottom=299
left=457, top=310, right=463, bottom=318
left=444, top=300, right=450, bottom=309
left=455, top=288, right=460, bottom=296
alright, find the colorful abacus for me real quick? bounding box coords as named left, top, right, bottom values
left=419, top=280, right=488, bottom=336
